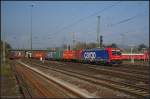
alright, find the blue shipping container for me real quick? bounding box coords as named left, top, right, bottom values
left=45, top=52, right=54, bottom=60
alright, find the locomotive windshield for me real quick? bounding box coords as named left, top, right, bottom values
left=112, top=50, right=121, bottom=55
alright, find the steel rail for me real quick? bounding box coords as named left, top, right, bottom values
left=27, top=59, right=149, bottom=83
left=11, top=62, right=33, bottom=98
left=21, top=60, right=149, bottom=98
left=17, top=60, right=96, bottom=98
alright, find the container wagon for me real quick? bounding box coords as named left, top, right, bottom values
left=62, top=50, right=83, bottom=62
left=45, top=49, right=63, bottom=61
left=45, top=52, right=55, bottom=60
left=31, top=51, right=46, bottom=60
left=9, top=51, right=25, bottom=60
left=62, top=50, right=75, bottom=61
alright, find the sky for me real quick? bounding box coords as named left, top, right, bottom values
left=1, top=1, right=149, bottom=49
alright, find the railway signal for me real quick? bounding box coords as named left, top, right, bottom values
left=97, top=16, right=100, bottom=48
left=100, top=35, right=103, bottom=48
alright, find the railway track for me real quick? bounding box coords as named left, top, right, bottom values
left=102, top=67, right=149, bottom=75
left=23, top=59, right=149, bottom=89
left=87, top=66, right=149, bottom=83
left=30, top=59, right=149, bottom=83
left=15, top=62, right=57, bottom=97
left=14, top=60, right=97, bottom=98
left=10, top=61, right=33, bottom=98
left=20, top=59, right=149, bottom=98
left=87, top=65, right=148, bottom=82
left=25, top=59, right=149, bottom=75
left=122, top=62, right=149, bottom=66
left=119, top=64, right=149, bottom=71
left=77, top=62, right=149, bottom=75
left=67, top=61, right=149, bottom=76
left=77, top=61, right=149, bottom=75
left=33, top=58, right=149, bottom=75
left=24, top=58, right=149, bottom=75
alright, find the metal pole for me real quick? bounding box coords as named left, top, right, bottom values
left=131, top=47, right=132, bottom=63
left=62, top=37, right=65, bottom=50
left=143, top=48, right=146, bottom=62
left=97, top=16, right=100, bottom=48
left=132, top=48, right=134, bottom=64
left=30, top=4, right=33, bottom=54
left=131, top=47, right=134, bottom=64
left=3, top=35, right=5, bottom=64
left=73, top=32, right=75, bottom=50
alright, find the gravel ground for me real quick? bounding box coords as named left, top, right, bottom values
left=31, top=64, right=134, bottom=98
left=21, top=59, right=149, bottom=98
left=1, top=61, right=21, bottom=98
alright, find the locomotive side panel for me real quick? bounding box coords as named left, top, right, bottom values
left=81, top=49, right=109, bottom=63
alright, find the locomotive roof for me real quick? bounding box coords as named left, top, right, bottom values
left=83, top=48, right=121, bottom=51
left=83, top=48, right=106, bottom=51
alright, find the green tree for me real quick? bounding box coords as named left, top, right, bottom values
left=107, top=43, right=118, bottom=48
left=86, top=42, right=97, bottom=49
left=74, top=41, right=86, bottom=50
left=1, top=40, right=12, bottom=57
left=137, top=44, right=148, bottom=51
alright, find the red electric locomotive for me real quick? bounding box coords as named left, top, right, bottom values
left=105, top=48, right=122, bottom=64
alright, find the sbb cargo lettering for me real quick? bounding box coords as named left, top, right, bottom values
left=84, top=52, right=96, bottom=59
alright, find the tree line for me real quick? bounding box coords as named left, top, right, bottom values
left=61, top=41, right=148, bottom=52
left=1, top=40, right=12, bottom=57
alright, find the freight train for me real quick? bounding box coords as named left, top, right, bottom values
left=9, top=48, right=149, bottom=64
left=37, top=48, right=122, bottom=65
left=9, top=47, right=122, bottom=65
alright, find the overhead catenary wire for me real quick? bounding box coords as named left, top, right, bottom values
left=107, top=12, right=147, bottom=28
left=124, top=26, right=148, bottom=35
left=52, top=11, right=146, bottom=48
left=116, top=26, right=148, bottom=48
left=48, top=1, right=121, bottom=38
left=42, top=2, right=148, bottom=49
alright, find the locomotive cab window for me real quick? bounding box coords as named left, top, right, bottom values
left=112, top=51, right=121, bottom=55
